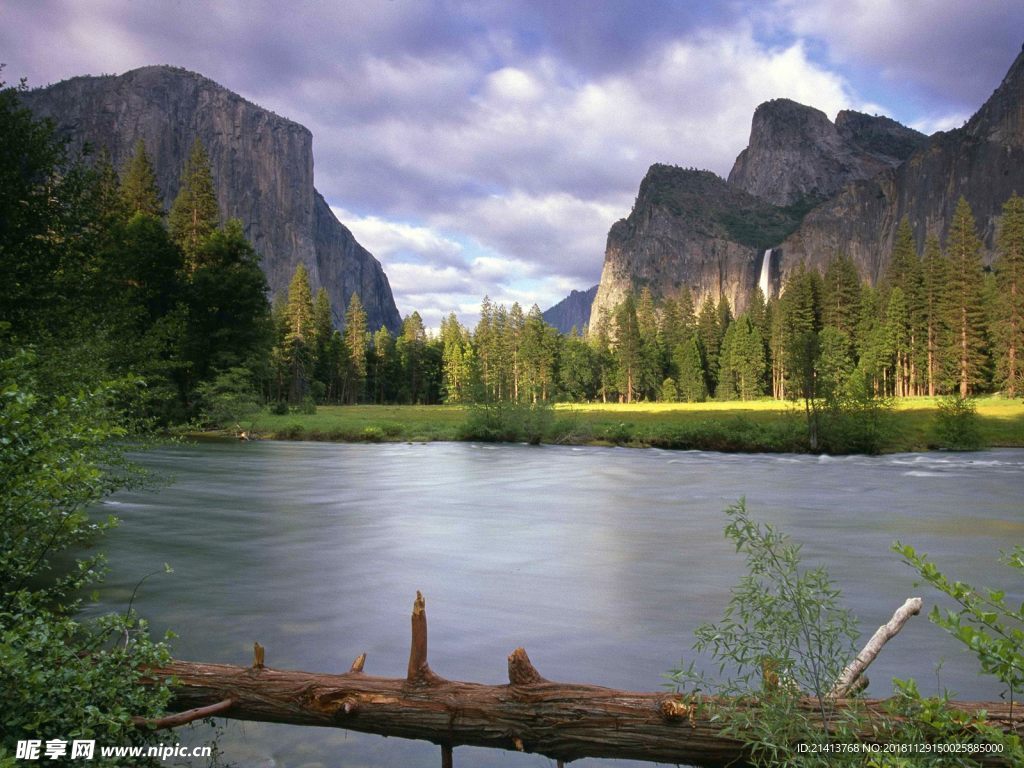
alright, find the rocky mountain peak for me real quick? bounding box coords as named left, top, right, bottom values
left=23, top=65, right=401, bottom=333
left=728, top=98, right=924, bottom=207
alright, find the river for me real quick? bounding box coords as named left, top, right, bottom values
left=89, top=442, right=1024, bottom=767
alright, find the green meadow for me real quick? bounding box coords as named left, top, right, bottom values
left=235, top=397, right=1024, bottom=453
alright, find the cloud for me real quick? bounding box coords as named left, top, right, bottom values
left=771, top=0, right=1024, bottom=119
left=5, top=1, right=1022, bottom=335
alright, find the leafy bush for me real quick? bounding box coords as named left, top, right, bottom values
left=933, top=394, right=982, bottom=450
left=460, top=400, right=554, bottom=444
left=193, top=366, right=261, bottom=427
left=0, top=351, right=172, bottom=762
left=668, top=500, right=861, bottom=766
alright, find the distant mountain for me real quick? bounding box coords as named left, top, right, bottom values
left=23, top=65, right=402, bottom=333
left=590, top=44, right=1024, bottom=332
left=542, top=285, right=598, bottom=334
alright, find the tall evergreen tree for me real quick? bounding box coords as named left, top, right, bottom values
left=184, top=219, right=270, bottom=392
left=885, top=286, right=912, bottom=397
left=614, top=294, right=642, bottom=403
left=120, top=139, right=163, bottom=218
left=341, top=293, right=368, bottom=404
left=371, top=326, right=397, bottom=404
left=440, top=313, right=471, bottom=403
left=559, top=333, right=596, bottom=401
left=310, top=288, right=335, bottom=401
left=944, top=197, right=988, bottom=397
left=885, top=219, right=924, bottom=395
left=520, top=304, right=557, bottom=402
left=696, top=294, right=721, bottom=396
left=921, top=236, right=948, bottom=396
left=168, top=138, right=219, bottom=270
left=719, top=315, right=765, bottom=401
left=397, top=312, right=427, bottom=403
left=993, top=194, right=1024, bottom=396
left=822, top=252, right=862, bottom=337
left=281, top=262, right=315, bottom=403
left=590, top=308, right=617, bottom=403
left=673, top=334, right=707, bottom=402
left=636, top=287, right=663, bottom=400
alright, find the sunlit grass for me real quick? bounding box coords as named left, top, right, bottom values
left=235, top=396, right=1024, bottom=453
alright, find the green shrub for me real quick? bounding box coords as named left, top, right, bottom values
left=0, top=351, right=172, bottom=762
left=460, top=400, right=554, bottom=444
left=933, top=394, right=982, bottom=450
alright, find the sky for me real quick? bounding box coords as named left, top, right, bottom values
left=4, top=1, right=1024, bottom=330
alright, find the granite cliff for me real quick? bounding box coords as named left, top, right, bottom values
left=728, top=99, right=925, bottom=206
left=591, top=45, right=1024, bottom=332
left=542, top=285, right=598, bottom=334
left=781, top=45, right=1024, bottom=282
left=24, top=66, right=401, bottom=333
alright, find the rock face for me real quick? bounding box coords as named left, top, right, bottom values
left=727, top=99, right=925, bottom=206
left=542, top=285, right=598, bottom=335
left=780, top=46, right=1024, bottom=283
left=592, top=46, right=1024, bottom=332
left=23, top=66, right=401, bottom=333
left=590, top=165, right=806, bottom=325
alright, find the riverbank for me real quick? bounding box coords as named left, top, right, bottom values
left=206, top=397, right=1024, bottom=453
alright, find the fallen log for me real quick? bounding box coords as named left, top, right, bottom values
left=143, top=593, right=1022, bottom=767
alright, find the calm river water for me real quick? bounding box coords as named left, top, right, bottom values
left=89, top=442, right=1024, bottom=767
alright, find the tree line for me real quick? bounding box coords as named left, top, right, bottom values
left=291, top=194, right=1022, bottom=410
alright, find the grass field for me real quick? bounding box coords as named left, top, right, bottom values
left=230, top=396, right=1024, bottom=454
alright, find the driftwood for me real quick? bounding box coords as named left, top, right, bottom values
left=142, top=593, right=1022, bottom=767
left=830, top=596, right=923, bottom=699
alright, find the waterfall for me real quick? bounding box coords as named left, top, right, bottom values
left=758, top=248, right=773, bottom=298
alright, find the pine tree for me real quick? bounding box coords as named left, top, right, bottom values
left=559, top=334, right=596, bottom=401
left=440, top=313, right=471, bottom=403
left=169, top=138, right=219, bottom=270
left=397, top=312, right=427, bottom=403
left=885, top=286, right=912, bottom=397
left=120, top=139, right=163, bottom=218
left=822, top=252, right=862, bottom=337
left=310, top=288, right=334, bottom=401
left=507, top=302, right=525, bottom=401
left=520, top=304, right=557, bottom=402
left=614, top=294, right=642, bottom=403
left=696, top=294, right=721, bottom=396
left=474, top=296, right=497, bottom=400
left=944, top=197, right=988, bottom=397
left=673, top=334, right=707, bottom=402
left=590, top=308, right=617, bottom=403
left=371, top=326, right=397, bottom=403
left=184, top=219, right=270, bottom=389
left=885, top=219, right=924, bottom=395
left=342, top=293, right=368, bottom=404
left=921, top=236, right=948, bottom=396
left=993, top=194, right=1024, bottom=396
left=636, top=287, right=663, bottom=399
left=282, top=262, right=314, bottom=403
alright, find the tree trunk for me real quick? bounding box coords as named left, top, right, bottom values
left=139, top=594, right=1022, bottom=767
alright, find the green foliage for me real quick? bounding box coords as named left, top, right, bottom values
left=891, top=544, right=1024, bottom=763
left=460, top=399, right=554, bottom=444
left=668, top=499, right=861, bottom=766
left=193, top=366, right=262, bottom=427
left=120, top=138, right=163, bottom=218
left=933, top=394, right=982, bottom=450
left=168, top=137, right=219, bottom=268
left=992, top=194, right=1024, bottom=396
left=817, top=373, right=894, bottom=455
left=0, top=351, right=171, bottom=760
left=897, top=543, right=1024, bottom=700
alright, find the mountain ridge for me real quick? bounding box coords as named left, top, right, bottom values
left=590, top=44, right=1024, bottom=332
left=23, top=65, right=402, bottom=334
